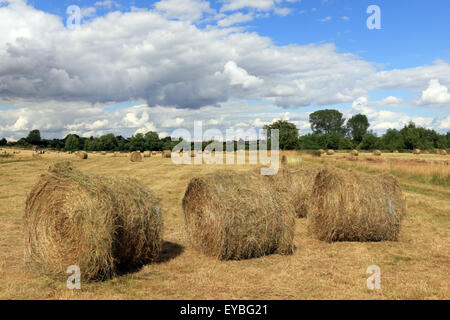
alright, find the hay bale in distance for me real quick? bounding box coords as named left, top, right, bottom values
left=113, top=152, right=128, bottom=158
left=130, top=151, right=143, bottom=162
left=440, top=149, right=448, bottom=155
left=281, top=154, right=302, bottom=167
left=326, top=149, right=334, bottom=156
left=24, top=161, right=163, bottom=281
left=308, top=167, right=406, bottom=242
left=101, top=151, right=107, bottom=155
left=413, top=149, right=421, bottom=155
left=182, top=171, right=295, bottom=260
left=143, top=151, right=151, bottom=158
left=393, top=150, right=399, bottom=154
left=75, top=151, right=88, bottom=159
left=162, top=150, right=171, bottom=158
left=350, top=150, right=359, bottom=156
left=373, top=150, right=382, bottom=156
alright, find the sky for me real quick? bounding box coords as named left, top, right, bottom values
left=0, top=0, right=449, bottom=141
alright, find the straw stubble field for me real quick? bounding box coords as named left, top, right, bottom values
left=0, top=149, right=449, bottom=299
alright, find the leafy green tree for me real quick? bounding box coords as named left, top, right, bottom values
left=264, top=120, right=300, bottom=150
left=325, top=133, right=341, bottom=150
left=380, top=129, right=405, bottom=151
left=0, top=138, right=7, bottom=146
left=446, top=132, right=450, bottom=148
left=144, top=131, right=161, bottom=151
left=358, top=133, right=380, bottom=150
left=338, top=137, right=354, bottom=150
left=26, top=129, right=41, bottom=145
left=309, top=109, right=346, bottom=135
left=346, top=114, right=369, bottom=143
left=64, top=134, right=80, bottom=151
left=99, top=134, right=117, bottom=151
left=129, top=133, right=145, bottom=151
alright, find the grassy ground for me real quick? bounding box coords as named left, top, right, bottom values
left=0, top=149, right=448, bottom=299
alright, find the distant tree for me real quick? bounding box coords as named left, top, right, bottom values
left=99, top=134, right=117, bottom=151
left=0, top=138, right=7, bottom=146
left=358, top=132, right=380, bottom=150
left=26, top=129, right=41, bottom=145
left=446, top=132, right=450, bottom=148
left=264, top=120, right=300, bottom=150
left=144, top=131, right=161, bottom=151
left=346, top=114, right=370, bottom=143
left=64, top=134, right=79, bottom=151
left=338, top=137, right=354, bottom=150
left=399, top=122, right=420, bottom=149
left=128, top=133, right=145, bottom=151
left=325, top=133, right=341, bottom=150
left=380, top=129, right=405, bottom=151
left=309, top=109, right=346, bottom=135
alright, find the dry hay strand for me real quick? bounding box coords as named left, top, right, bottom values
left=162, top=150, right=171, bottom=158
left=326, top=149, right=334, bottom=155
left=282, top=167, right=321, bottom=218
left=413, top=148, right=421, bottom=155
left=24, top=161, right=163, bottom=281
left=350, top=149, right=359, bottom=156
left=182, top=170, right=295, bottom=260
left=75, top=151, right=88, bottom=159
left=130, top=151, right=143, bottom=162
left=308, top=167, right=406, bottom=242
left=373, top=150, right=382, bottom=156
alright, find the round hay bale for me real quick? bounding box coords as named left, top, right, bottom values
left=152, top=151, right=157, bottom=156
left=182, top=171, right=295, bottom=260
left=308, top=167, right=406, bottom=242
left=413, top=148, right=421, bottom=155
left=162, top=150, right=171, bottom=158
left=318, top=149, right=325, bottom=155
left=75, top=151, right=88, bottom=159
left=439, top=149, right=447, bottom=155
left=101, top=151, right=107, bottom=155
left=350, top=150, right=359, bottom=156
left=130, top=151, right=143, bottom=162
left=393, top=150, right=399, bottom=154
left=373, top=150, right=382, bottom=156
left=24, top=161, right=163, bottom=281
left=326, top=149, right=334, bottom=156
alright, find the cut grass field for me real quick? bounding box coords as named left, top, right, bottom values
left=0, top=149, right=449, bottom=299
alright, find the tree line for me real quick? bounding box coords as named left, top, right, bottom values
left=1, top=109, right=449, bottom=151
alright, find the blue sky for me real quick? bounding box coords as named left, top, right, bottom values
left=30, top=0, right=450, bottom=67
left=0, top=0, right=449, bottom=139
